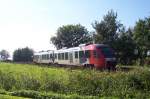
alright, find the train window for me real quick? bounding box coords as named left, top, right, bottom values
left=46, top=54, right=49, bottom=60
left=79, top=51, right=84, bottom=58
left=34, top=55, right=36, bottom=59
left=101, top=47, right=114, bottom=58
left=62, top=53, right=64, bottom=60
left=50, top=54, right=53, bottom=59
left=37, top=55, right=39, bottom=59
left=44, top=55, right=47, bottom=60
left=36, top=55, right=39, bottom=60
left=75, top=51, right=78, bottom=59
left=49, top=54, right=50, bottom=59
left=45, top=55, right=47, bottom=60
left=42, top=55, right=44, bottom=60
left=46, top=54, right=48, bottom=59
left=58, top=53, right=61, bottom=60
left=85, top=50, right=90, bottom=58
left=55, top=54, right=57, bottom=59
left=93, top=50, right=100, bottom=58
left=34, top=55, right=35, bottom=59
left=60, top=53, right=62, bottom=60
left=45, top=54, right=47, bottom=60
left=65, top=52, right=68, bottom=60
left=40, top=55, right=42, bottom=60
left=93, top=50, right=97, bottom=58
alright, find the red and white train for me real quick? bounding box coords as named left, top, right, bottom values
left=33, top=44, right=117, bottom=69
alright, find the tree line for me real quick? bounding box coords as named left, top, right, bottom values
left=13, top=47, right=33, bottom=62
left=0, top=47, right=33, bottom=62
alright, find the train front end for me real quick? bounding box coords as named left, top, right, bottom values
left=94, top=44, right=117, bottom=69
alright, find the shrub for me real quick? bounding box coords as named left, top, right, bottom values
left=0, top=63, right=150, bottom=98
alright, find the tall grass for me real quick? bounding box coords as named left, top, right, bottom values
left=0, top=94, right=29, bottom=99
left=0, top=62, right=150, bottom=98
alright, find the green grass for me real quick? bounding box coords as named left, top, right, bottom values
left=0, top=94, right=30, bottom=99
left=0, top=62, right=150, bottom=98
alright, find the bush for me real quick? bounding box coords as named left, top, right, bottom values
left=0, top=63, right=150, bottom=98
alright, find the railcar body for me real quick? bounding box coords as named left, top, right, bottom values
left=33, top=50, right=54, bottom=64
left=33, top=44, right=117, bottom=69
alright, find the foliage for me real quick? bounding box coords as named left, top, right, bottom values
left=0, top=50, right=10, bottom=60
left=133, top=17, right=150, bottom=65
left=92, top=9, right=123, bottom=45
left=0, top=63, right=150, bottom=98
left=13, top=47, right=33, bottom=62
left=115, top=28, right=137, bottom=65
left=51, top=24, right=91, bottom=49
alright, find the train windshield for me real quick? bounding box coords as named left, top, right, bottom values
left=101, top=47, right=114, bottom=58
left=100, top=47, right=114, bottom=58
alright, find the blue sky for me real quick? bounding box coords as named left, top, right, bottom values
left=0, top=0, right=149, bottom=56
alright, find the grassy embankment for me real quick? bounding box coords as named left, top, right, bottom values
left=0, top=62, right=150, bottom=99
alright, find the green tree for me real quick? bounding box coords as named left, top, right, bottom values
left=0, top=50, right=10, bottom=60
left=51, top=24, right=91, bottom=49
left=116, top=28, right=137, bottom=65
left=13, top=47, right=34, bottom=62
left=133, top=17, right=150, bottom=65
left=92, top=9, right=123, bottom=46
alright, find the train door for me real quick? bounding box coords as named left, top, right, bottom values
left=69, top=52, right=73, bottom=63
left=93, top=49, right=105, bottom=68
left=39, top=55, right=42, bottom=63
left=73, top=51, right=79, bottom=65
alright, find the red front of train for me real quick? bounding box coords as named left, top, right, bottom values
left=83, top=44, right=117, bottom=69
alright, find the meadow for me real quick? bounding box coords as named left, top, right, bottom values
left=0, top=62, right=150, bottom=99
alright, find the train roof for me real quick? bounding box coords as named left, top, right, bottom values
left=34, top=50, right=54, bottom=55
left=34, top=44, right=109, bottom=55
left=55, top=46, right=80, bottom=53
left=56, top=44, right=108, bottom=52
left=94, top=44, right=109, bottom=47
